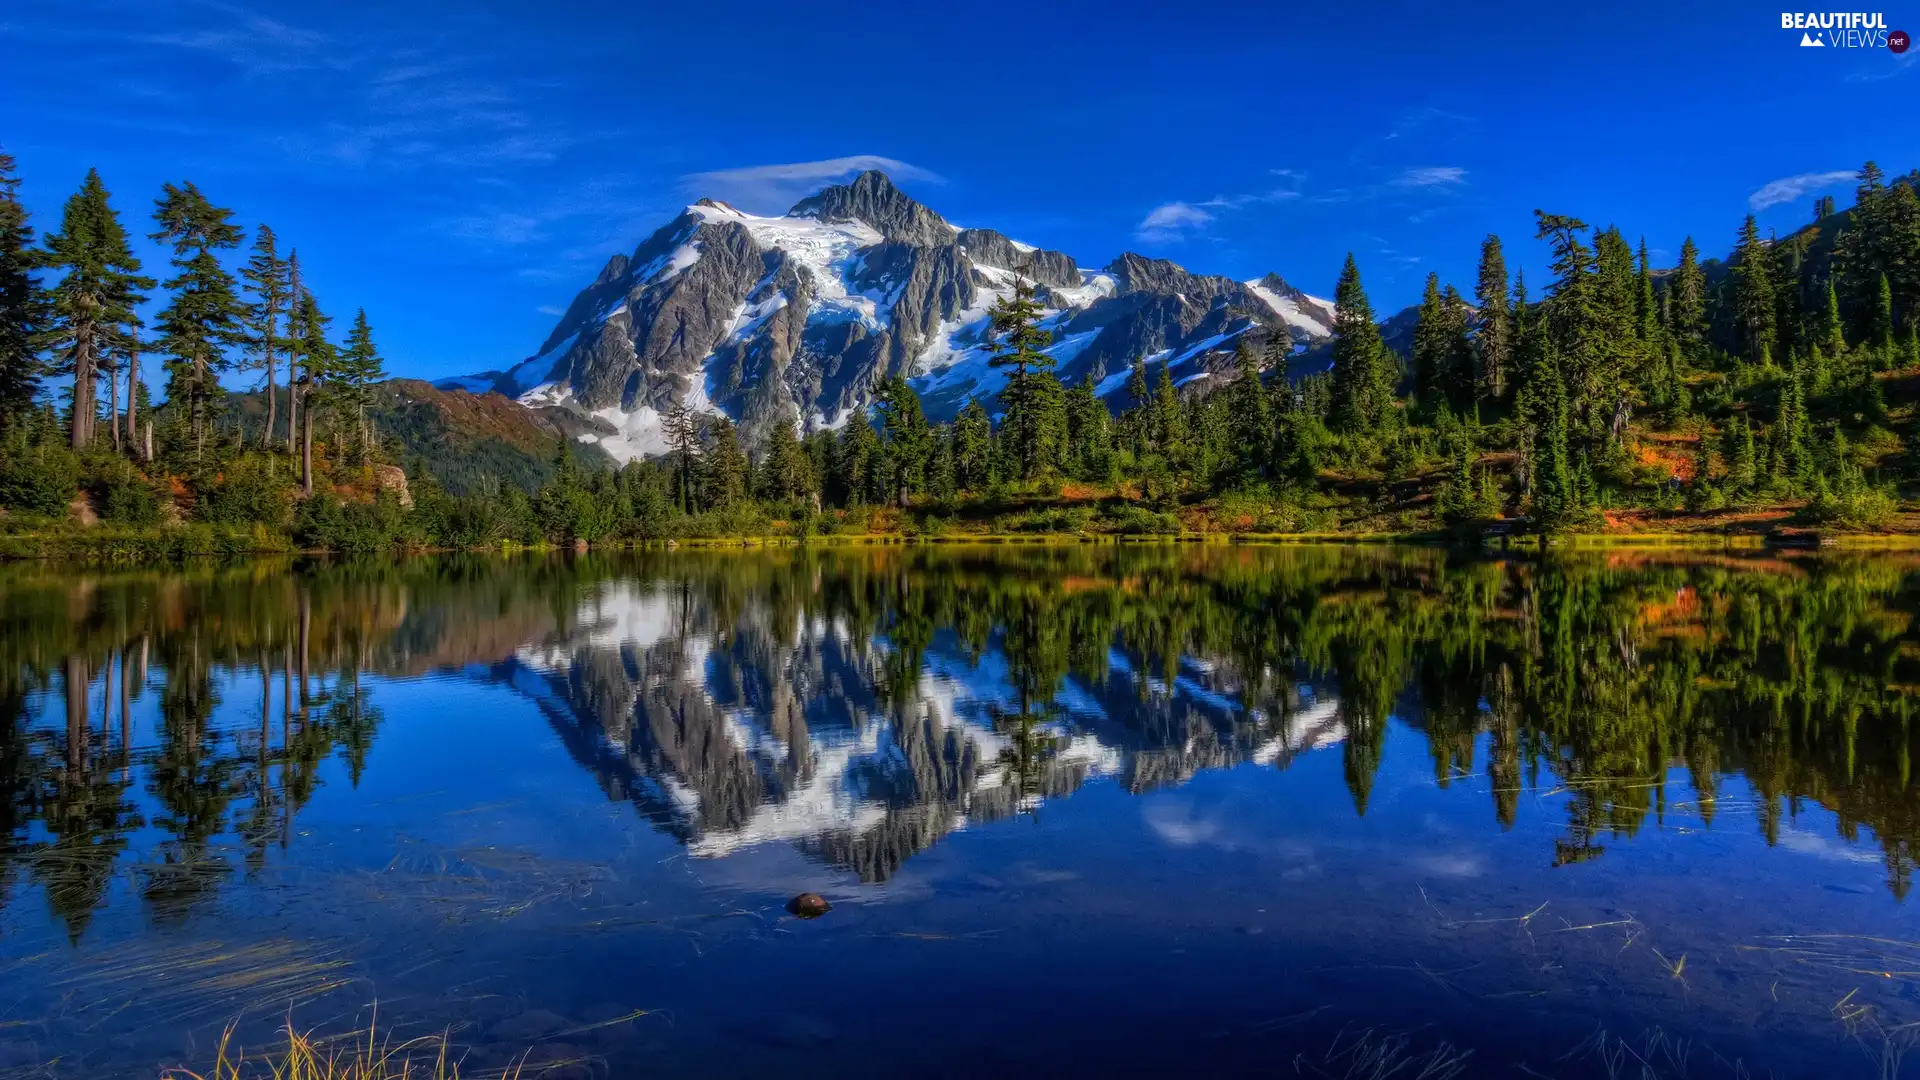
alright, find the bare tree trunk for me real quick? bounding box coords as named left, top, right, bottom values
left=263, top=349, right=278, bottom=451
left=125, top=347, right=139, bottom=450
left=301, top=403, right=315, bottom=495
left=143, top=421, right=154, bottom=463
left=288, top=384, right=300, bottom=456
left=108, top=361, right=121, bottom=453
left=119, top=646, right=132, bottom=782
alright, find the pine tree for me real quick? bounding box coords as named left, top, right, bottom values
left=1412, top=273, right=1448, bottom=415
left=1671, top=236, right=1707, bottom=357
left=1329, top=254, right=1395, bottom=434
left=1771, top=356, right=1814, bottom=490
left=1474, top=235, right=1511, bottom=401
left=41, top=169, right=152, bottom=449
left=242, top=225, right=290, bottom=450
left=0, top=150, right=45, bottom=430
left=1440, top=285, right=1474, bottom=410
left=1534, top=212, right=1603, bottom=435
left=702, top=416, right=749, bottom=510
left=835, top=412, right=880, bottom=507
left=1152, top=361, right=1185, bottom=463
left=1123, top=356, right=1150, bottom=457
left=1531, top=345, right=1577, bottom=533
left=150, top=181, right=246, bottom=457
left=874, top=375, right=931, bottom=507
left=1814, top=274, right=1846, bottom=359
left=285, top=250, right=304, bottom=453
left=1722, top=414, right=1756, bottom=496
left=288, top=291, right=335, bottom=494
left=755, top=419, right=807, bottom=504
left=1872, top=272, right=1896, bottom=357
left=663, top=404, right=700, bottom=512
left=1590, top=226, right=1641, bottom=426
left=1063, top=375, right=1110, bottom=480
left=1634, top=237, right=1657, bottom=343
left=1224, top=339, right=1271, bottom=483
left=985, top=269, right=1056, bottom=480
left=1730, top=215, right=1777, bottom=367
left=952, top=399, right=993, bottom=492
left=339, top=309, right=385, bottom=459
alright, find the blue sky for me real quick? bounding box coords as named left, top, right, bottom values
left=2, top=0, right=1913, bottom=384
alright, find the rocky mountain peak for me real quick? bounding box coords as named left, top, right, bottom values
left=787, top=170, right=955, bottom=247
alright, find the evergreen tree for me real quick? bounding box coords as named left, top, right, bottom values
left=701, top=416, right=750, bottom=510
left=985, top=270, right=1056, bottom=480
left=1730, top=215, right=1776, bottom=367
left=1063, top=374, right=1110, bottom=480
left=150, top=181, right=246, bottom=457
left=1224, top=339, right=1272, bottom=483
left=41, top=169, right=152, bottom=449
left=1530, top=343, right=1577, bottom=533
left=1722, top=414, right=1756, bottom=496
left=284, top=250, right=305, bottom=454
left=1634, top=237, right=1658, bottom=343
left=288, top=291, right=335, bottom=494
left=1671, top=236, right=1707, bottom=356
left=1814, top=274, right=1846, bottom=359
left=242, top=225, right=290, bottom=450
left=1123, top=356, right=1151, bottom=457
left=1152, top=361, right=1185, bottom=464
left=1590, top=226, right=1641, bottom=425
left=834, top=412, right=881, bottom=507
left=952, top=399, right=993, bottom=492
left=874, top=375, right=932, bottom=507
left=0, top=150, right=45, bottom=430
left=338, top=309, right=385, bottom=459
left=755, top=419, right=808, bottom=504
left=1328, top=254, right=1395, bottom=434
left=1534, top=212, right=1603, bottom=435
left=1474, top=235, right=1511, bottom=401
left=1770, top=356, right=1814, bottom=490
left=1872, top=272, right=1896, bottom=357
left=1440, top=285, right=1474, bottom=410
left=663, top=404, right=700, bottom=513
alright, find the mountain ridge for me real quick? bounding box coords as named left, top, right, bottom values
left=438, top=170, right=1341, bottom=462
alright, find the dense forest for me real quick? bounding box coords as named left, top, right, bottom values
left=1, top=151, right=1918, bottom=552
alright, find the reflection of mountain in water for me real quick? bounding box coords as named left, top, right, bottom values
left=490, top=582, right=1346, bottom=881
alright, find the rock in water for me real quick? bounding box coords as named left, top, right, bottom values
left=786, top=892, right=831, bottom=918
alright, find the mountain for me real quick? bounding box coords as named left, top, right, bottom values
left=439, top=170, right=1342, bottom=462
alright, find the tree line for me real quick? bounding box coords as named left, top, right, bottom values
left=0, top=151, right=389, bottom=534
left=2, top=150, right=1918, bottom=548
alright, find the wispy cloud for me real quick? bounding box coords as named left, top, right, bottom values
left=1748, top=169, right=1854, bottom=211
left=141, top=9, right=337, bottom=76
left=1134, top=170, right=1304, bottom=243
left=1392, top=166, right=1467, bottom=188
left=1846, top=50, right=1918, bottom=82
left=536, top=304, right=565, bottom=316
left=1135, top=201, right=1214, bottom=243
left=682, top=154, right=942, bottom=213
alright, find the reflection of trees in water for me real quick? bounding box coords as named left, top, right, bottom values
left=7, top=546, right=1920, bottom=939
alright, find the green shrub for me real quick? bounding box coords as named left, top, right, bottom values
left=0, top=432, right=81, bottom=516
left=198, top=453, right=296, bottom=529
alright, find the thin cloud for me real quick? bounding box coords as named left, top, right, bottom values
left=1748, top=169, right=1855, bottom=211
left=682, top=155, right=943, bottom=213
left=537, top=304, right=566, bottom=316
left=1135, top=202, right=1213, bottom=243
left=1393, top=166, right=1467, bottom=188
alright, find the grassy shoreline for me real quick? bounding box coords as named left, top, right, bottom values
left=5, top=522, right=1919, bottom=560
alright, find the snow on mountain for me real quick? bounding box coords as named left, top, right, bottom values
left=439, top=171, right=1338, bottom=463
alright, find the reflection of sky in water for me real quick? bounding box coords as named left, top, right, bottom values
left=1, top=554, right=1919, bottom=1078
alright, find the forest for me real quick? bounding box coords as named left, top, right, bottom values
left=1, top=151, right=1918, bottom=553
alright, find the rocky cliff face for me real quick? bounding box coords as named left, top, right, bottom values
left=441, top=170, right=1344, bottom=462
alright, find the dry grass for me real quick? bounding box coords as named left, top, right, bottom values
left=163, top=1014, right=525, bottom=1080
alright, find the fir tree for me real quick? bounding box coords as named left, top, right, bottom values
left=1224, top=339, right=1272, bottom=483
left=1474, top=235, right=1511, bottom=401
left=952, top=399, right=993, bottom=492
left=1731, top=215, right=1776, bottom=367
left=874, top=375, right=931, bottom=507
left=288, top=291, right=335, bottom=494
left=1590, top=226, right=1641, bottom=426
left=242, top=225, right=290, bottom=450
left=1770, top=357, right=1814, bottom=490
left=1872, top=272, right=1896, bottom=357
left=0, top=150, right=45, bottom=430
left=755, top=420, right=808, bottom=504
left=1152, top=361, right=1185, bottom=463
left=1634, top=237, right=1658, bottom=343
left=1063, top=375, right=1110, bottom=480
left=1671, top=236, right=1707, bottom=356
left=1722, top=414, right=1756, bottom=496
left=663, top=404, right=700, bottom=513
left=985, top=269, right=1056, bottom=480
left=834, top=412, right=881, bottom=506
left=41, top=169, right=152, bottom=449
left=1123, top=356, right=1151, bottom=457
left=1440, top=285, right=1474, bottom=410
left=338, top=309, right=385, bottom=459
left=150, top=181, right=246, bottom=457
left=701, top=416, right=750, bottom=510
left=1814, top=274, right=1846, bottom=359
left=1328, top=254, right=1395, bottom=434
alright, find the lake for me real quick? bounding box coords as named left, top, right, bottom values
left=2, top=545, right=1919, bottom=1078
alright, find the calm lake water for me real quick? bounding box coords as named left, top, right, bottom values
left=4, top=545, right=1920, bottom=1078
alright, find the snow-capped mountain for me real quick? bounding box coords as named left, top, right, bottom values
left=440, top=170, right=1336, bottom=461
